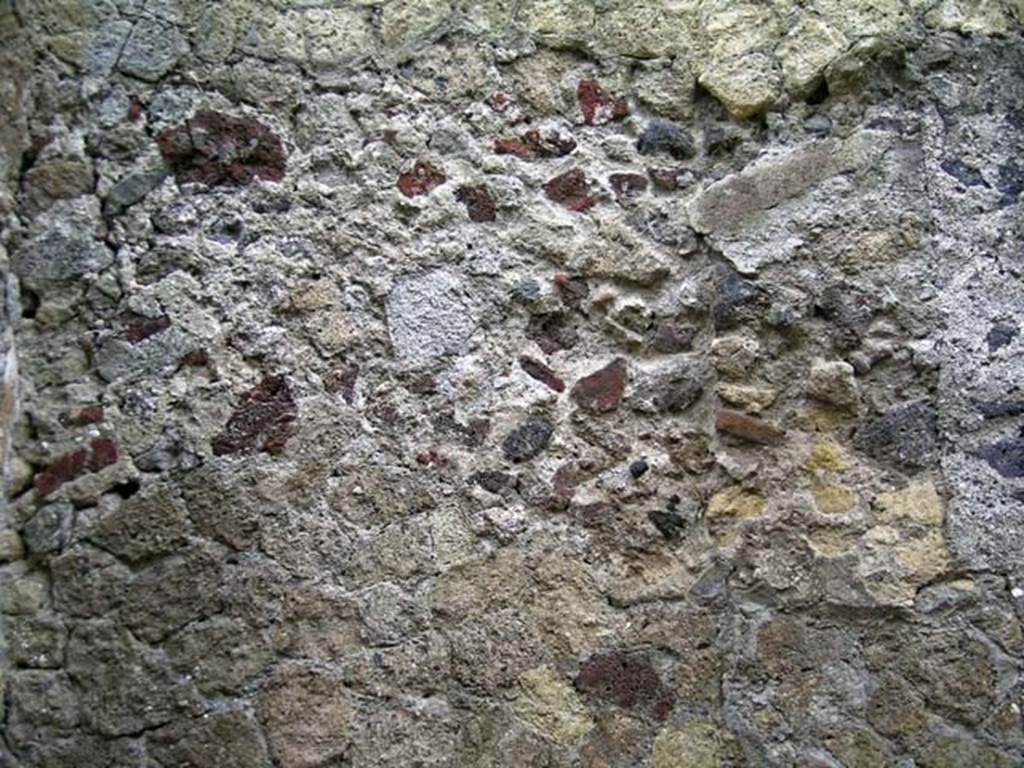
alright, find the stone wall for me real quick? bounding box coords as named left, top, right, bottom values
left=2, top=1, right=1023, bottom=766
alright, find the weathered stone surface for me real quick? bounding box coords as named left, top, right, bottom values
left=5, top=4, right=1024, bottom=766
left=513, top=666, right=595, bottom=745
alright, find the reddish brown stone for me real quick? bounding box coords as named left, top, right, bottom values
left=87, top=437, right=119, bottom=470
left=575, top=650, right=675, bottom=719
left=609, top=173, right=649, bottom=199
left=325, top=365, right=359, bottom=404
left=651, top=321, right=695, bottom=353
left=181, top=349, right=209, bottom=367
left=571, top=359, right=628, bottom=414
left=715, top=409, right=785, bottom=444
left=577, top=80, right=629, bottom=126
left=397, top=160, right=446, bottom=197
left=157, top=110, right=286, bottom=186
left=32, top=438, right=119, bottom=497
left=494, top=129, right=577, bottom=160
left=125, top=315, right=171, bottom=343
left=455, top=185, right=496, bottom=222
left=519, top=355, right=565, bottom=392
left=128, top=97, right=144, bottom=122
left=543, top=168, right=596, bottom=212
left=552, top=462, right=584, bottom=500
left=64, top=405, right=104, bottom=427
left=212, top=375, right=298, bottom=456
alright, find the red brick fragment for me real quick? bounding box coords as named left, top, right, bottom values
left=157, top=110, right=286, bottom=186
left=64, top=405, right=104, bottom=427
left=87, top=437, right=119, bottom=471
left=397, top=160, right=446, bottom=198
left=543, top=168, right=596, bottom=212
left=455, top=185, right=496, bottom=222
left=577, top=80, right=629, bottom=126
left=125, top=315, right=171, bottom=343
left=33, top=437, right=119, bottom=497
left=494, top=130, right=577, bottom=160
left=715, top=409, right=786, bottom=444
left=609, top=173, right=649, bottom=198
left=519, top=355, right=565, bottom=392
left=571, top=358, right=628, bottom=414
left=407, top=374, right=437, bottom=396
left=575, top=650, right=675, bottom=720
left=211, top=374, right=298, bottom=456
left=325, top=365, right=359, bottom=404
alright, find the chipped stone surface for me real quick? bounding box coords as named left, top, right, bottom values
left=1, top=2, right=1023, bottom=767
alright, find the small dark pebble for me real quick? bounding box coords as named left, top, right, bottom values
left=502, top=414, right=555, bottom=463
left=629, top=459, right=649, bottom=479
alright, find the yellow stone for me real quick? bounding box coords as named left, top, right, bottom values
left=810, top=527, right=859, bottom=557
left=807, top=439, right=850, bottom=472
left=653, top=720, right=742, bottom=768
left=513, top=666, right=594, bottom=745
left=706, top=486, right=767, bottom=521
left=896, top=530, right=951, bottom=582
left=874, top=481, right=943, bottom=526
left=716, top=383, right=777, bottom=414
left=698, top=52, right=782, bottom=119
left=812, top=480, right=857, bottom=514
left=380, top=0, right=452, bottom=47
left=521, top=0, right=596, bottom=41
left=777, top=16, right=848, bottom=97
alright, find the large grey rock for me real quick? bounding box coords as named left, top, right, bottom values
left=387, top=269, right=477, bottom=368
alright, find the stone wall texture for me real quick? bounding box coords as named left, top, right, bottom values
left=2, top=1, right=1024, bottom=766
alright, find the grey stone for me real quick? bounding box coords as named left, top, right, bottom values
left=854, top=400, right=939, bottom=470
left=501, top=414, right=555, bottom=463
left=117, top=18, right=188, bottom=81
left=387, top=269, right=477, bottom=369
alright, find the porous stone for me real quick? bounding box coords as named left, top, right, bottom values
left=387, top=270, right=477, bottom=368
left=512, top=666, right=594, bottom=745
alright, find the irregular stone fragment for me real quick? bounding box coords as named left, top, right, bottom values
left=637, top=121, right=696, bottom=160
left=575, top=650, right=674, bottom=719
left=387, top=269, right=476, bottom=368
left=854, top=400, right=938, bottom=470
left=986, top=320, right=1019, bottom=351
left=455, top=184, right=496, bottom=221
left=807, top=440, right=850, bottom=472
left=502, top=415, right=555, bottom=463
left=32, top=437, right=120, bottom=497
left=117, top=18, right=188, bottom=82
left=712, top=271, right=766, bottom=329
left=716, top=383, right=776, bottom=414
left=648, top=509, right=686, bottom=541
left=211, top=375, right=298, bottom=456
left=577, top=79, right=628, bottom=125
left=571, top=359, right=628, bottom=413
left=698, top=52, right=782, bottom=120
left=257, top=665, right=352, bottom=768
left=653, top=720, right=743, bottom=768
left=519, top=355, right=565, bottom=392
left=807, top=359, right=860, bottom=408
left=397, top=159, right=446, bottom=197
left=124, top=314, right=171, bottom=343
left=705, top=487, right=766, bottom=521
left=577, top=220, right=671, bottom=286
left=777, top=17, right=848, bottom=98
left=974, top=437, right=1024, bottom=478
left=715, top=409, right=785, bottom=444
left=874, top=481, right=944, bottom=526
left=158, top=110, right=286, bottom=186
left=104, top=168, right=168, bottom=212
left=544, top=168, right=596, bottom=212
left=629, top=358, right=705, bottom=414
left=812, top=480, right=857, bottom=514
left=149, top=710, right=273, bottom=768
left=494, top=129, right=577, bottom=159
left=512, top=666, right=594, bottom=745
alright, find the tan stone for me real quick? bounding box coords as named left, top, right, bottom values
left=925, top=0, right=1013, bottom=35
left=530, top=554, right=616, bottom=655
left=895, top=529, right=951, bottom=581
left=706, top=486, right=766, bottom=520
left=303, top=8, right=374, bottom=66
left=593, top=1, right=689, bottom=57
left=512, top=666, right=594, bottom=745
left=806, top=439, right=850, bottom=472
left=0, top=529, right=24, bottom=562
left=716, top=383, right=777, bottom=414
left=710, top=334, right=759, bottom=380
left=698, top=52, right=782, bottom=120
left=777, top=16, right=849, bottom=97
left=809, top=526, right=860, bottom=557
left=873, top=481, right=943, bottom=526
left=653, top=720, right=742, bottom=768
left=575, top=220, right=672, bottom=287
left=812, top=480, right=857, bottom=514
left=521, top=0, right=596, bottom=44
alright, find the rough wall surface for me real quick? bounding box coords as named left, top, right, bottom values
left=2, top=1, right=1024, bottom=766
